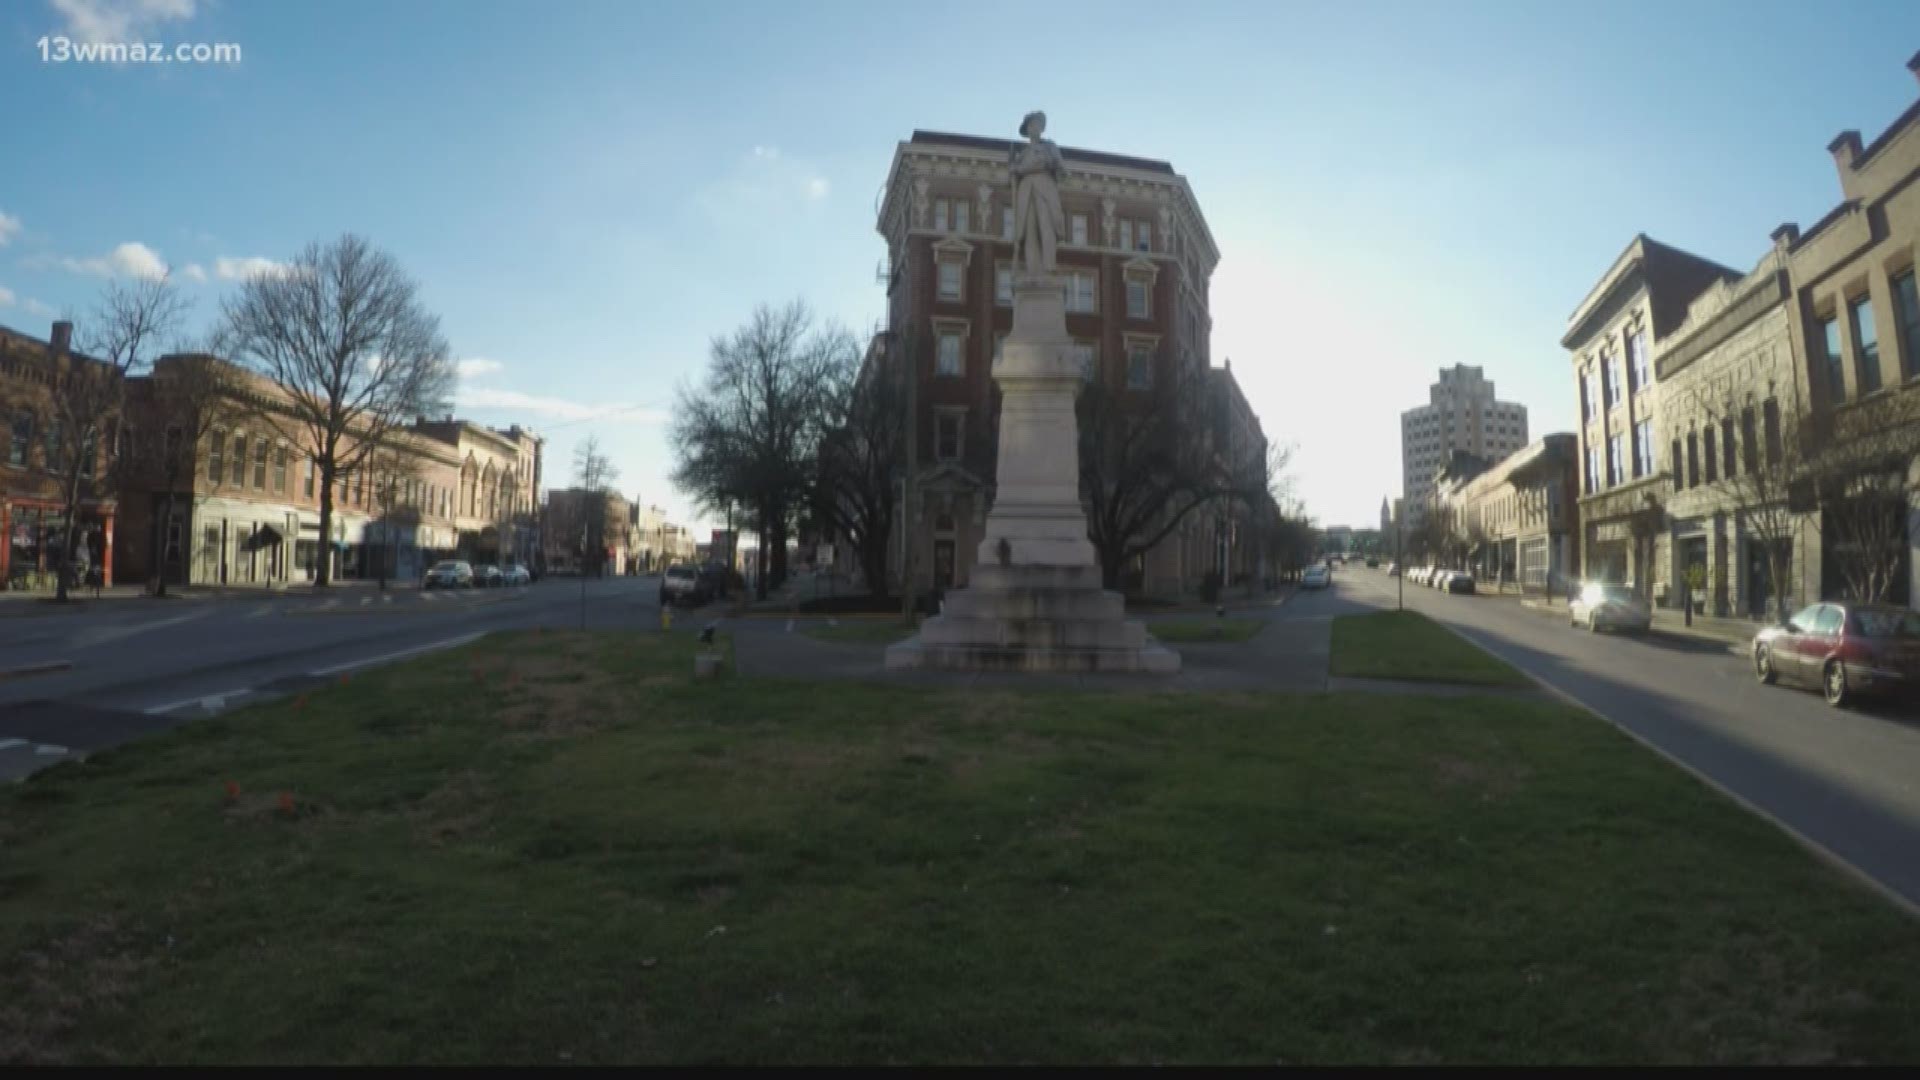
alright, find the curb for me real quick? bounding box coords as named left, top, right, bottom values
left=0, top=659, right=73, bottom=682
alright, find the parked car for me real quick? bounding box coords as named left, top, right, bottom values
left=472, top=563, right=504, bottom=588
left=1365, top=557, right=1380, bottom=568
left=1753, top=602, right=1920, bottom=707
left=499, top=563, right=531, bottom=587
left=422, top=560, right=474, bottom=589
left=1301, top=564, right=1330, bottom=590
left=1570, top=582, right=1651, bottom=633
left=660, top=564, right=707, bottom=607
left=1445, top=570, right=1476, bottom=595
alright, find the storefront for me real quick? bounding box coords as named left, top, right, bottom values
left=0, top=496, right=114, bottom=591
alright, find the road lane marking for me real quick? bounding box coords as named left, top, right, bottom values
left=34, top=744, right=67, bottom=757
left=360, top=597, right=373, bottom=606
left=0, top=738, right=24, bottom=751
left=144, top=687, right=252, bottom=715
left=382, top=595, right=394, bottom=604
left=308, top=631, right=486, bottom=677
left=320, top=599, right=341, bottom=611
left=75, top=608, right=211, bottom=646
left=246, top=605, right=273, bottom=619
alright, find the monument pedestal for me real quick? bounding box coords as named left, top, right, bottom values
left=885, top=273, right=1179, bottom=674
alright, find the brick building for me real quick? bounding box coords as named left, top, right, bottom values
left=873, top=127, right=1224, bottom=598
left=0, top=320, right=118, bottom=590
left=1434, top=433, right=1580, bottom=595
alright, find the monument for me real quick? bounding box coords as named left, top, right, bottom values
left=885, top=111, right=1180, bottom=674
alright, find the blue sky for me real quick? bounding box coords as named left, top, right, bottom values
left=4, top=0, right=1920, bottom=531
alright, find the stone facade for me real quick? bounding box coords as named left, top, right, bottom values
left=874, top=129, right=1223, bottom=600
left=1435, top=434, right=1579, bottom=595
left=1400, top=364, right=1528, bottom=521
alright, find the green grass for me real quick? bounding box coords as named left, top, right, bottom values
left=1145, top=618, right=1264, bottom=643
left=800, top=620, right=915, bottom=644
left=1330, top=610, right=1533, bottom=687
left=4, top=631, right=1919, bottom=1064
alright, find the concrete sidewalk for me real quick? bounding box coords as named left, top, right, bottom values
left=0, top=576, right=428, bottom=616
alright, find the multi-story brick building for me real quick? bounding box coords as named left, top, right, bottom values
left=873, top=127, right=1223, bottom=597
left=541, top=486, right=631, bottom=575
left=1563, top=236, right=1740, bottom=590
left=1208, top=360, right=1267, bottom=586
left=0, top=320, right=118, bottom=590
left=1434, top=433, right=1579, bottom=594
left=116, top=353, right=543, bottom=588
left=1400, top=365, right=1529, bottom=522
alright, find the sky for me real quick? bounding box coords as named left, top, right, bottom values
left=4, top=0, right=1920, bottom=532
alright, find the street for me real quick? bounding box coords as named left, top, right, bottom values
left=0, top=575, right=670, bottom=781
left=1325, top=566, right=1920, bottom=909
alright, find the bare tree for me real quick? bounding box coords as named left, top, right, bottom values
left=44, top=276, right=191, bottom=601
left=571, top=434, right=620, bottom=576
left=1671, top=381, right=1806, bottom=622
left=221, top=234, right=453, bottom=586
left=1806, top=390, right=1920, bottom=605
left=671, top=302, right=849, bottom=599
left=814, top=328, right=910, bottom=598
left=118, top=345, right=246, bottom=596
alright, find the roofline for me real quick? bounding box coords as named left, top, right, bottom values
left=1561, top=235, right=1742, bottom=349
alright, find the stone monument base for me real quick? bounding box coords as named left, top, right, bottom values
left=883, top=565, right=1180, bottom=673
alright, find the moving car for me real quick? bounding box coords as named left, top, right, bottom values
left=660, top=564, right=708, bottom=607
left=1445, top=570, right=1476, bottom=595
left=499, top=563, right=532, bottom=587
left=472, top=563, right=504, bottom=588
left=1301, top=564, right=1330, bottom=590
left=1753, top=602, right=1920, bottom=707
left=422, top=560, right=474, bottom=589
left=1570, top=582, right=1651, bottom=633
left=1366, top=557, right=1380, bottom=568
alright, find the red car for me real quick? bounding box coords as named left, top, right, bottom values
left=1752, top=602, right=1920, bottom=707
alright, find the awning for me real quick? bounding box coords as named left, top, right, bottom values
left=242, top=524, right=284, bottom=552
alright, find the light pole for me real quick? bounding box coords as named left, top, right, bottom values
left=1396, top=511, right=1404, bottom=612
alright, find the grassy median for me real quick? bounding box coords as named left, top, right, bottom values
left=3, top=630, right=1918, bottom=1064
left=1330, top=610, right=1533, bottom=687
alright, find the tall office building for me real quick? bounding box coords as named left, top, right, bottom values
left=1400, top=364, right=1529, bottom=516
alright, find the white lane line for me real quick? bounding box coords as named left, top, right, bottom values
left=246, top=604, right=274, bottom=619
left=34, top=744, right=67, bottom=757
left=0, top=738, right=24, bottom=751
left=309, top=631, right=486, bottom=677
left=320, top=598, right=341, bottom=611
left=786, top=619, right=794, bottom=633
left=360, top=597, right=373, bottom=606
left=382, top=595, right=395, bottom=604
left=144, top=687, right=252, bottom=715
left=76, top=608, right=211, bottom=646
left=421, top=592, right=439, bottom=602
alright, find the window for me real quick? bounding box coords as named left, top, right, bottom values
left=1069, top=341, right=1096, bottom=381
left=1702, top=427, right=1717, bottom=483
left=954, top=201, right=970, bottom=234
left=934, top=410, right=962, bottom=462
left=1763, top=399, right=1782, bottom=464
left=9, top=411, right=31, bottom=467
left=1822, top=315, right=1845, bottom=401
left=933, top=199, right=949, bottom=231
left=1001, top=206, right=1014, bottom=240
left=995, top=264, right=1012, bottom=306
left=1634, top=419, right=1655, bottom=477
left=1065, top=270, right=1097, bottom=313
left=252, top=439, right=268, bottom=489
left=79, top=429, right=97, bottom=478
left=164, top=426, right=182, bottom=469
left=1070, top=214, right=1087, bottom=246
left=1608, top=433, right=1624, bottom=485
left=1137, top=221, right=1151, bottom=252
left=303, top=455, right=315, bottom=497
left=1850, top=294, right=1880, bottom=394
left=1585, top=447, right=1600, bottom=494
left=1895, top=269, right=1920, bottom=380
left=274, top=447, right=288, bottom=492
left=1126, top=276, right=1150, bottom=319
left=1126, top=341, right=1154, bottom=389
left=1741, top=408, right=1758, bottom=474
left=210, top=430, right=225, bottom=482
left=1669, top=439, right=1683, bottom=484
left=355, top=470, right=365, bottom=507
left=1581, top=370, right=1597, bottom=420
left=936, top=332, right=963, bottom=377
left=1119, top=221, right=1133, bottom=251
left=1685, top=432, right=1699, bottom=488
left=230, top=435, right=246, bottom=486
left=937, top=260, right=962, bottom=301
left=1628, top=331, right=1649, bottom=391
left=1721, top=419, right=1736, bottom=477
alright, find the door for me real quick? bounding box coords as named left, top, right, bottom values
left=1776, top=603, right=1826, bottom=685
left=933, top=540, right=955, bottom=592
left=1802, top=604, right=1845, bottom=687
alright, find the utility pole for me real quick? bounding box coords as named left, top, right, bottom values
left=900, top=331, right=917, bottom=623
left=1396, top=509, right=1404, bottom=612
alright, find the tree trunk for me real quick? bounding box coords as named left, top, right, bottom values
left=770, top=508, right=789, bottom=591
left=861, top=525, right=891, bottom=600
left=316, top=467, right=335, bottom=588
left=55, top=464, right=85, bottom=603
left=151, top=490, right=176, bottom=598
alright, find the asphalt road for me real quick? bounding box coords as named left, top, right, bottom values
left=1332, top=566, right=1920, bottom=910
left=0, top=575, right=671, bottom=781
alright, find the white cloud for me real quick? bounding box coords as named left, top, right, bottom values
left=456, top=386, right=667, bottom=424
left=0, top=211, right=20, bottom=246
left=54, top=240, right=169, bottom=279
left=23, top=298, right=56, bottom=317
left=695, top=146, right=835, bottom=219
left=180, top=262, right=207, bottom=282
left=51, top=0, right=197, bottom=44
left=456, top=357, right=504, bottom=379
left=0, top=286, right=14, bottom=306
left=752, top=145, right=779, bottom=160
left=806, top=177, right=830, bottom=200
left=214, top=255, right=292, bottom=281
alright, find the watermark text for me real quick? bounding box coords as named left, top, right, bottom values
left=38, top=36, right=241, bottom=65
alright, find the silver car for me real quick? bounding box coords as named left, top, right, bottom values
left=423, top=560, right=473, bottom=589
left=1571, top=582, right=1651, bottom=633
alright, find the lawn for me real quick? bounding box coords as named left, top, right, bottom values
left=800, top=619, right=915, bottom=644
left=1144, top=617, right=1264, bottom=643
left=1330, top=610, right=1533, bottom=687
left=4, top=630, right=1919, bottom=1064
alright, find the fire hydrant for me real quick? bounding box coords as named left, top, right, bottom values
left=660, top=604, right=673, bottom=632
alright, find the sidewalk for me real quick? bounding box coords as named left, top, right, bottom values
left=0, top=576, right=424, bottom=616
left=1513, top=592, right=1759, bottom=654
